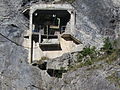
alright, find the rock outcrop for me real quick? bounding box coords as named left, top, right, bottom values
left=0, top=0, right=120, bottom=90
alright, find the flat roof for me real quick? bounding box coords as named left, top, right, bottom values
left=30, top=4, right=74, bottom=12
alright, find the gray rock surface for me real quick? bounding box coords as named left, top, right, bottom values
left=39, top=58, right=120, bottom=90
left=47, top=53, right=73, bottom=70
left=0, top=0, right=120, bottom=90
left=46, top=52, right=79, bottom=70
left=73, top=0, right=120, bottom=48
left=0, top=0, right=44, bottom=90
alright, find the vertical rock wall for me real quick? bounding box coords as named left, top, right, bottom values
left=0, top=0, right=120, bottom=90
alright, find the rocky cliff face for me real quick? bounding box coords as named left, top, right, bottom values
left=34, top=51, right=120, bottom=90
left=0, top=0, right=44, bottom=90
left=0, top=0, right=120, bottom=90
left=73, top=0, right=120, bottom=48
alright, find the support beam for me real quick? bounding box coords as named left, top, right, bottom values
left=70, top=11, right=75, bottom=34
left=39, top=31, right=41, bottom=43
left=29, top=10, right=33, bottom=63
left=28, top=4, right=76, bottom=62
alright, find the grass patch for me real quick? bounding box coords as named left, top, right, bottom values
left=106, top=72, right=120, bottom=88
left=101, top=37, right=114, bottom=54
left=86, top=64, right=103, bottom=71
left=68, top=38, right=120, bottom=71
left=105, top=51, right=119, bottom=64
left=69, top=50, right=119, bottom=71
left=77, top=46, right=97, bottom=62
left=68, top=60, right=93, bottom=71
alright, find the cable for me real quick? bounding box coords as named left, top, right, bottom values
left=0, top=33, right=31, bottom=49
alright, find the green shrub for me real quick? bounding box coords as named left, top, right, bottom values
left=84, top=59, right=93, bottom=66
left=77, top=46, right=97, bottom=62
left=77, top=53, right=83, bottom=62
left=100, top=37, right=120, bottom=64
left=69, top=38, right=120, bottom=71
left=105, top=50, right=119, bottom=64
left=68, top=60, right=93, bottom=71
left=40, top=56, right=49, bottom=60
left=81, top=46, right=96, bottom=56
left=101, top=37, right=114, bottom=54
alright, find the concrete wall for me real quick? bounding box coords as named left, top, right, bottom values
left=28, top=4, right=79, bottom=63
left=32, top=37, right=79, bottom=61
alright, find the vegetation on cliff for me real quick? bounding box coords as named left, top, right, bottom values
left=68, top=37, right=120, bottom=71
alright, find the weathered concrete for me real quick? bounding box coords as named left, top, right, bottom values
left=0, top=0, right=120, bottom=90
left=31, top=36, right=81, bottom=61
left=28, top=4, right=81, bottom=63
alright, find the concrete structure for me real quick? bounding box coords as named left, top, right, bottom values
left=27, top=4, right=81, bottom=63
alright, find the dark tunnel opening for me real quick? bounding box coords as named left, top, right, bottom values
left=31, top=10, right=71, bottom=51
left=47, top=69, right=67, bottom=78
left=32, top=10, right=71, bottom=34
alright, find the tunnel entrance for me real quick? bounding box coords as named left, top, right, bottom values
left=33, top=10, right=71, bottom=34
left=32, top=10, right=71, bottom=48
left=47, top=69, right=67, bottom=78
left=28, top=4, right=78, bottom=63
left=32, top=61, right=67, bottom=78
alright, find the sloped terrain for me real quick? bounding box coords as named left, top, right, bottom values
left=0, top=0, right=120, bottom=90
